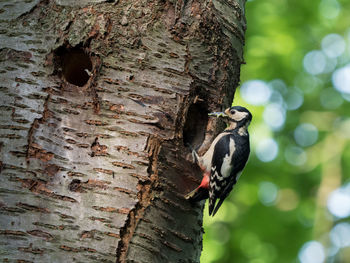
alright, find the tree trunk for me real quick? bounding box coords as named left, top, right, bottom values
left=0, top=0, right=246, bottom=262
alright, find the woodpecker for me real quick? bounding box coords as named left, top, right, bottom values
left=185, top=106, right=252, bottom=216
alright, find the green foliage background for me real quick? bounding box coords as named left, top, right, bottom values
left=201, top=0, right=350, bottom=262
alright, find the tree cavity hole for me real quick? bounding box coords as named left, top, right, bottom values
left=183, top=102, right=208, bottom=148
left=57, top=48, right=92, bottom=87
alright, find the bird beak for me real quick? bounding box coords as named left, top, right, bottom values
left=208, top=111, right=227, bottom=118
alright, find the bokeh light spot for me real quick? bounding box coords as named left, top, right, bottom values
left=256, top=138, right=279, bottom=162
left=295, top=74, right=323, bottom=94
left=319, top=0, right=341, bottom=19
left=263, top=103, right=286, bottom=130
left=297, top=201, right=315, bottom=227
left=294, top=123, right=318, bottom=147
left=285, top=89, right=304, bottom=110
left=332, top=64, right=350, bottom=94
left=284, top=146, right=307, bottom=166
left=211, top=222, right=231, bottom=244
left=298, top=241, right=325, bottom=263
left=320, top=88, right=343, bottom=109
left=241, top=80, right=272, bottom=105
left=240, top=232, right=261, bottom=257
left=330, top=222, right=350, bottom=248
left=258, top=181, right=278, bottom=206
left=322, top=56, right=337, bottom=74
left=321, top=33, right=345, bottom=58
left=342, top=93, right=350, bottom=102
left=269, top=79, right=288, bottom=95
left=327, top=186, right=350, bottom=218
left=303, top=50, right=326, bottom=75
left=276, top=188, right=299, bottom=211
left=269, top=90, right=284, bottom=105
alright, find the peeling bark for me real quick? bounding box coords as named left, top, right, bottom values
left=0, top=0, right=246, bottom=262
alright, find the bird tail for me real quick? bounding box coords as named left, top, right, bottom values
left=209, top=198, right=224, bottom=216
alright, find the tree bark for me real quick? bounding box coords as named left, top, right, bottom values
left=0, top=0, right=246, bottom=262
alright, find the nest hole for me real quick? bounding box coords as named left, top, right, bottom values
left=55, top=47, right=92, bottom=87
left=183, top=102, right=208, bottom=148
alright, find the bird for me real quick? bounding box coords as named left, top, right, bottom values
left=185, top=106, right=252, bottom=216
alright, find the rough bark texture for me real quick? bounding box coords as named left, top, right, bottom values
left=0, top=0, right=246, bottom=262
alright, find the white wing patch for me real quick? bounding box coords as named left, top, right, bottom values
left=200, top=132, right=230, bottom=172
left=220, top=137, right=235, bottom=178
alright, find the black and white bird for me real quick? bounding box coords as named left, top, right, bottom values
left=185, top=106, right=252, bottom=216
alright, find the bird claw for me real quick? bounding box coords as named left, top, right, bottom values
left=185, top=143, right=197, bottom=164
left=191, top=150, right=197, bottom=164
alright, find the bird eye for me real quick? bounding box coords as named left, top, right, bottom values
left=230, top=109, right=236, bottom=115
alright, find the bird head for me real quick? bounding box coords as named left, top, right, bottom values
left=208, top=106, right=252, bottom=127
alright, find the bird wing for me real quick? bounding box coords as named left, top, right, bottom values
left=208, top=133, right=250, bottom=216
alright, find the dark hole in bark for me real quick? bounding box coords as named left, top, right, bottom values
left=183, top=102, right=208, bottom=148
left=55, top=48, right=92, bottom=87
left=68, top=179, right=82, bottom=192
